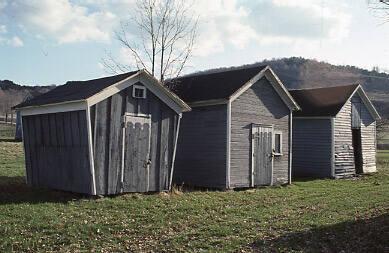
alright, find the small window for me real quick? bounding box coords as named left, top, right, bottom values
left=132, top=85, right=146, bottom=99
left=274, top=131, right=282, bottom=155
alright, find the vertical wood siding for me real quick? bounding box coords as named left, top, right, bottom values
left=91, top=83, right=178, bottom=195
left=22, top=110, right=92, bottom=194
left=173, top=104, right=227, bottom=188
left=230, top=78, right=290, bottom=187
left=292, top=118, right=332, bottom=178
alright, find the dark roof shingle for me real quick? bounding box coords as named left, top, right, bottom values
left=15, top=71, right=138, bottom=108
left=167, top=65, right=267, bottom=102
left=289, top=84, right=359, bottom=117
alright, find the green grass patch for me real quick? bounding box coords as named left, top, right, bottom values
left=0, top=142, right=388, bottom=252
left=0, top=123, right=15, bottom=140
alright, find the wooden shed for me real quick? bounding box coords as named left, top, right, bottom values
left=289, top=84, right=380, bottom=178
left=14, top=70, right=190, bottom=195
left=168, top=66, right=300, bottom=189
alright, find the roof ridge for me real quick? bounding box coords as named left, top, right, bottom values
left=66, top=70, right=139, bottom=84
left=175, top=64, right=268, bottom=80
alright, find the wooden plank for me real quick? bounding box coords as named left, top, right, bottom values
left=159, top=108, right=170, bottom=191
left=93, top=99, right=111, bottom=194
left=49, top=114, right=58, bottom=146
left=70, top=111, right=81, bottom=146
left=148, top=93, right=161, bottom=191
left=107, top=93, right=123, bottom=194
left=56, top=113, right=65, bottom=145
left=22, top=117, right=32, bottom=185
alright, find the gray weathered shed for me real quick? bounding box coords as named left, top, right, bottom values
left=289, top=84, right=380, bottom=178
left=14, top=70, right=190, bottom=195
left=168, top=66, right=300, bottom=189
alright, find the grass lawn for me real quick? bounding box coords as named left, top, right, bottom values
left=0, top=140, right=388, bottom=252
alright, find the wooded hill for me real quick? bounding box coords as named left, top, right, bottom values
left=189, top=57, right=389, bottom=118
left=1, top=57, right=388, bottom=118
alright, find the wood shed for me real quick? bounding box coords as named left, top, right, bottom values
left=168, top=66, right=300, bottom=189
left=289, top=84, right=380, bottom=178
left=14, top=70, right=190, bottom=195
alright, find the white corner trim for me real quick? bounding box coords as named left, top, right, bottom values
left=18, top=100, right=87, bottom=116
left=288, top=111, right=292, bottom=184
left=169, top=113, right=182, bottom=190
left=85, top=106, right=97, bottom=195
left=226, top=100, right=231, bottom=189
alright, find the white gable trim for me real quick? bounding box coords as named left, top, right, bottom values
left=229, top=66, right=300, bottom=111
left=86, top=70, right=190, bottom=114
left=18, top=70, right=191, bottom=116
left=335, top=84, right=381, bottom=120
left=19, top=100, right=87, bottom=116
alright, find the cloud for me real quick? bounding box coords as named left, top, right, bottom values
left=2, top=0, right=117, bottom=43
left=191, top=0, right=351, bottom=56
left=0, top=25, right=6, bottom=34
left=8, top=36, right=23, bottom=47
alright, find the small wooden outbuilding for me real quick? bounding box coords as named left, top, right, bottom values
left=289, top=84, right=380, bottom=178
left=14, top=70, right=190, bottom=195
left=168, top=65, right=300, bottom=189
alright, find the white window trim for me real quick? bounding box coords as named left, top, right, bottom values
left=273, top=131, right=283, bottom=156
left=132, top=84, right=147, bottom=99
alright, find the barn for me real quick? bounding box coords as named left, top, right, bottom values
left=289, top=84, right=381, bottom=178
left=14, top=70, right=190, bottom=195
left=168, top=65, right=300, bottom=189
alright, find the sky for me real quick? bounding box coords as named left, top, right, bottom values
left=0, top=0, right=389, bottom=86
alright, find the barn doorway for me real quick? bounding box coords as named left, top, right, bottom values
left=121, top=114, right=152, bottom=192
left=352, top=129, right=363, bottom=174
left=251, top=124, right=273, bottom=186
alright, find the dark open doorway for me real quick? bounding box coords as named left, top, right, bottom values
left=352, top=129, right=363, bottom=174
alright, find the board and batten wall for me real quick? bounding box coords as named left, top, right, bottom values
left=292, top=118, right=333, bottom=178
left=22, top=110, right=92, bottom=194
left=90, top=83, right=179, bottom=195
left=173, top=104, right=227, bottom=188
left=230, top=78, right=290, bottom=187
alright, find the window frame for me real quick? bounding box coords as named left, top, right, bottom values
left=132, top=84, right=147, bottom=99
left=273, top=130, right=283, bottom=156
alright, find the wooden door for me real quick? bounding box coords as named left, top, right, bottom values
left=122, top=114, right=151, bottom=192
left=352, top=129, right=363, bottom=174
left=252, top=125, right=273, bottom=186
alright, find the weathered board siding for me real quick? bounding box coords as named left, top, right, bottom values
left=292, top=118, right=332, bottom=178
left=334, top=100, right=355, bottom=177
left=334, top=93, right=377, bottom=177
left=360, top=97, right=376, bottom=173
left=22, top=111, right=92, bottom=194
left=173, top=104, right=227, bottom=188
left=230, top=78, right=290, bottom=187
left=90, top=83, right=178, bottom=195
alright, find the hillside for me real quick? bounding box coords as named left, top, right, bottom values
left=1, top=57, right=388, bottom=118
left=190, top=57, right=389, bottom=118
left=0, top=80, right=54, bottom=114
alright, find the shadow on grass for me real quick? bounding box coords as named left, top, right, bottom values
left=0, top=138, right=20, bottom=143
left=252, top=214, right=389, bottom=253
left=0, top=176, right=88, bottom=205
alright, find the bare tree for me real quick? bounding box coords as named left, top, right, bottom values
left=377, top=119, right=389, bottom=139
left=103, top=0, right=198, bottom=83
left=369, top=0, right=389, bottom=23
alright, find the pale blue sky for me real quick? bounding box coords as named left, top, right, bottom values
left=0, top=0, right=388, bottom=86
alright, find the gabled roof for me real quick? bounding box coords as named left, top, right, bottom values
left=14, top=70, right=191, bottom=114
left=168, top=65, right=267, bottom=102
left=168, top=65, right=300, bottom=110
left=289, top=84, right=380, bottom=119
left=15, top=71, right=138, bottom=108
